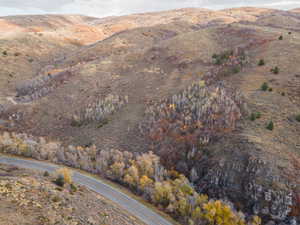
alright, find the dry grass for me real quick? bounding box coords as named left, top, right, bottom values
left=0, top=7, right=300, bottom=223
left=0, top=163, right=145, bottom=225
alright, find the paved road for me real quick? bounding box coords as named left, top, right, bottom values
left=0, top=155, right=173, bottom=225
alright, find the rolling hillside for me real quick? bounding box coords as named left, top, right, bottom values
left=0, top=7, right=299, bottom=224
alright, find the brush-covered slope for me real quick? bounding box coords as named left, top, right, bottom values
left=0, top=7, right=299, bottom=224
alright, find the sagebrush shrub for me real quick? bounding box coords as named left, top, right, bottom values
left=270, top=67, right=279, bottom=74
left=54, top=175, right=65, bottom=187
left=258, top=59, right=265, bottom=66
left=43, top=171, right=50, bottom=177
left=232, top=66, right=241, bottom=74
left=266, top=121, right=274, bottom=130
left=212, top=50, right=234, bottom=65
left=261, top=82, right=269, bottom=91
left=250, top=112, right=261, bottom=121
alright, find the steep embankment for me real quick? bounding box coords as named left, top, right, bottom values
left=0, top=162, right=146, bottom=225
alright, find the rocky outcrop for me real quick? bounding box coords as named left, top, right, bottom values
left=192, top=137, right=299, bottom=223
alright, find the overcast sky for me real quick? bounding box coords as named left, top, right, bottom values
left=0, top=0, right=300, bottom=17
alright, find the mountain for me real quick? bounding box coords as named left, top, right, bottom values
left=0, top=7, right=299, bottom=224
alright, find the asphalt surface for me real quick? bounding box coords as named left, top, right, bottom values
left=0, top=155, right=174, bottom=225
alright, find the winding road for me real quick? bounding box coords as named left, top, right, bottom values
left=0, top=155, right=173, bottom=225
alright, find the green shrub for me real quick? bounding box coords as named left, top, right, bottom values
left=295, top=114, right=300, bottom=122
left=281, top=92, right=285, bottom=96
left=266, top=121, right=274, bottom=130
left=256, top=112, right=261, bottom=119
left=43, top=171, right=50, bottom=177
left=54, top=175, right=65, bottom=187
left=250, top=113, right=256, bottom=121
left=212, top=50, right=233, bottom=65
left=215, top=57, right=222, bottom=65
left=70, top=183, right=77, bottom=192
left=250, top=112, right=261, bottom=121
left=232, top=66, right=240, bottom=74
left=258, top=59, right=265, bottom=66
left=268, top=88, right=273, bottom=92
left=279, top=35, right=283, bottom=40
left=2, top=51, right=7, bottom=56
left=261, top=82, right=269, bottom=91
left=270, top=67, right=279, bottom=74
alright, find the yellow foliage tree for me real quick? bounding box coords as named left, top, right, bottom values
left=152, top=181, right=174, bottom=207
left=199, top=80, right=206, bottom=88
left=56, top=167, right=73, bottom=184
left=136, top=152, right=158, bottom=178
left=191, top=206, right=202, bottom=223
left=139, top=175, right=154, bottom=189
left=124, top=174, right=135, bottom=186
left=123, top=164, right=139, bottom=187
left=110, top=161, right=125, bottom=179
left=250, top=216, right=262, bottom=225
left=196, top=194, right=209, bottom=206
left=202, top=200, right=245, bottom=225
left=180, top=184, right=194, bottom=196
left=175, top=197, right=192, bottom=217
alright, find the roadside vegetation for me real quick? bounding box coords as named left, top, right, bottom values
left=0, top=164, right=141, bottom=225
left=0, top=132, right=261, bottom=225
left=54, top=168, right=73, bottom=187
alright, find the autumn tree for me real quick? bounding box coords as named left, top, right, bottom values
left=124, top=164, right=139, bottom=188
left=202, top=200, right=245, bottom=225
left=56, top=167, right=73, bottom=184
